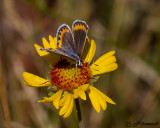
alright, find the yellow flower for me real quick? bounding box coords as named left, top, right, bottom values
left=23, top=35, right=118, bottom=118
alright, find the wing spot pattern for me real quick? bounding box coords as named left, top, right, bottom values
left=57, top=28, right=70, bottom=47
left=74, top=24, right=88, bottom=33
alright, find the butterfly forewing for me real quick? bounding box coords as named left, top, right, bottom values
left=72, top=20, right=88, bottom=57
left=56, top=24, right=75, bottom=52
left=39, top=20, right=88, bottom=65
left=42, top=24, right=79, bottom=62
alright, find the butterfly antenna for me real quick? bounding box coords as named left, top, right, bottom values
left=38, top=48, right=53, bottom=52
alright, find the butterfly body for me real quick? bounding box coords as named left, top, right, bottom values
left=39, top=20, right=88, bottom=66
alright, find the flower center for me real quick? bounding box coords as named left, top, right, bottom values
left=49, top=60, right=92, bottom=91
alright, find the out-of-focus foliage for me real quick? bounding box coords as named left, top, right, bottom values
left=0, top=0, right=160, bottom=128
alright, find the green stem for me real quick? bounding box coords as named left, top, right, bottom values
left=75, top=99, right=84, bottom=128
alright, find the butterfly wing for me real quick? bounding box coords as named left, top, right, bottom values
left=72, top=20, right=89, bottom=57
left=56, top=24, right=75, bottom=52
left=40, top=24, right=80, bottom=62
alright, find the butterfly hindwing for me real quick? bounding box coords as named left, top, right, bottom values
left=72, top=20, right=88, bottom=57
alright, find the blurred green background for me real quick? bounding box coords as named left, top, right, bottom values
left=0, top=0, right=160, bottom=128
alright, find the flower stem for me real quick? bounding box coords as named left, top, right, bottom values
left=75, top=98, right=84, bottom=128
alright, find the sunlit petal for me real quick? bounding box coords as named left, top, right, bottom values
left=59, top=93, right=68, bottom=106
left=63, top=95, right=74, bottom=118
left=37, top=99, right=47, bottom=103
left=95, top=56, right=116, bottom=68
left=92, top=51, right=115, bottom=67
left=34, top=43, right=50, bottom=57
left=43, top=95, right=56, bottom=102
left=94, top=87, right=116, bottom=104
left=37, top=94, right=56, bottom=103
left=88, top=86, right=101, bottom=113
left=23, top=72, right=51, bottom=87
left=42, top=37, right=50, bottom=48
left=78, top=90, right=86, bottom=100
left=73, top=89, right=79, bottom=99
left=53, top=89, right=63, bottom=109
left=49, top=35, right=57, bottom=49
left=73, top=84, right=89, bottom=100
left=59, top=93, right=72, bottom=116
left=84, top=40, right=96, bottom=64
left=34, top=43, right=60, bottom=65
left=79, top=84, right=89, bottom=91
left=34, top=44, right=55, bottom=64
left=92, top=63, right=118, bottom=76
left=90, top=86, right=107, bottom=110
left=81, top=36, right=90, bottom=60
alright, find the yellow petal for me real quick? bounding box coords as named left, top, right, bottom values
left=44, top=96, right=55, bottom=101
left=59, top=93, right=72, bottom=116
left=42, top=37, right=50, bottom=48
left=23, top=72, right=51, bottom=87
left=95, top=56, right=116, bottom=68
left=63, top=95, right=74, bottom=118
left=91, top=86, right=116, bottom=104
left=78, top=84, right=89, bottom=91
left=38, top=94, right=56, bottom=103
left=34, top=43, right=50, bottom=57
left=59, top=104, right=68, bottom=116
left=95, top=92, right=106, bottom=110
left=78, top=90, right=86, bottom=100
left=59, top=93, right=68, bottom=106
left=34, top=43, right=60, bottom=65
left=73, top=89, right=79, bottom=99
left=43, top=95, right=56, bottom=102
left=88, top=86, right=101, bottom=113
left=81, top=36, right=91, bottom=60
left=91, top=51, right=116, bottom=69
left=90, top=86, right=107, bottom=110
left=42, top=37, right=60, bottom=65
left=92, top=63, right=118, bottom=76
left=49, top=35, right=57, bottom=49
left=53, top=89, right=63, bottom=109
left=84, top=40, right=96, bottom=64
left=73, top=84, right=89, bottom=100
left=95, top=88, right=116, bottom=104
left=86, top=36, right=90, bottom=42
left=37, top=99, right=47, bottom=103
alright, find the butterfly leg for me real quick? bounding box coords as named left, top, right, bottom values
left=74, top=63, right=78, bottom=77
left=78, top=60, right=82, bottom=66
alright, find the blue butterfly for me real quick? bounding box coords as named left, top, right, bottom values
left=39, top=20, right=88, bottom=66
